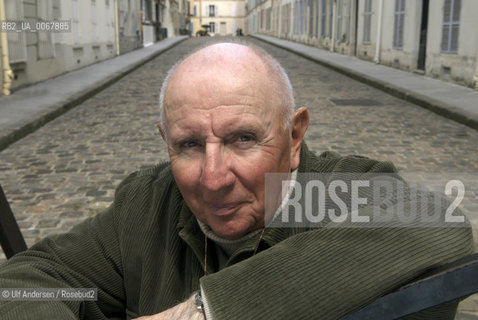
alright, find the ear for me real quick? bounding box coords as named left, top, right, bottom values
left=156, top=123, right=167, bottom=142
left=289, top=107, right=309, bottom=170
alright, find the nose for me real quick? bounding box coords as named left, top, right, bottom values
left=200, top=143, right=235, bottom=192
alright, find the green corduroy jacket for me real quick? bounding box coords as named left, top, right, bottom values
left=0, top=144, right=473, bottom=319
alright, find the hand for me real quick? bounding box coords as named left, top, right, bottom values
left=133, top=294, right=205, bottom=320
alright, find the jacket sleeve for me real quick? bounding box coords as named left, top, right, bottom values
left=200, top=158, right=474, bottom=319
left=201, top=223, right=473, bottom=319
left=0, top=173, right=139, bottom=319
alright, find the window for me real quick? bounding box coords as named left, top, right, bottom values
left=315, top=0, right=319, bottom=37
left=298, top=0, right=302, bottom=34
left=220, top=21, right=226, bottom=35
left=72, top=0, right=80, bottom=44
left=441, top=0, right=460, bottom=53
left=282, top=3, right=290, bottom=35
left=91, top=0, right=97, bottom=42
left=336, top=0, right=342, bottom=41
left=193, top=5, right=196, bottom=17
left=273, top=6, right=279, bottom=32
left=209, top=22, right=215, bottom=33
left=363, top=0, right=372, bottom=44
left=302, top=0, right=307, bottom=34
left=260, top=9, right=264, bottom=29
left=4, top=0, right=27, bottom=63
left=309, top=0, right=314, bottom=37
left=144, top=0, right=152, bottom=21
left=209, top=5, right=215, bottom=17
left=328, top=0, right=333, bottom=38
left=345, top=0, right=352, bottom=44
left=37, top=0, right=55, bottom=59
left=321, top=0, right=326, bottom=37
left=344, top=0, right=351, bottom=43
left=231, top=3, right=238, bottom=17
left=393, top=0, right=405, bottom=49
left=301, top=0, right=305, bottom=34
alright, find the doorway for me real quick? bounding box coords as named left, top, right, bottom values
left=417, top=0, right=429, bottom=70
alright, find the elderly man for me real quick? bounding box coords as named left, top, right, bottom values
left=0, top=42, right=473, bottom=320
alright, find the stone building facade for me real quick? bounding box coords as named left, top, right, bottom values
left=0, top=0, right=187, bottom=96
left=246, top=0, right=478, bottom=90
left=189, top=0, right=245, bottom=36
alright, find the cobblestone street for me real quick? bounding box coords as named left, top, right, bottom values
left=1, top=37, right=478, bottom=316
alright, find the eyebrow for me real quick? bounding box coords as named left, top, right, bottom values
left=170, top=124, right=264, bottom=143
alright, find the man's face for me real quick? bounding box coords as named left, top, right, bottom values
left=162, top=45, right=302, bottom=240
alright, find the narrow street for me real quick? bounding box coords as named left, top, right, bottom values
left=1, top=36, right=478, bottom=315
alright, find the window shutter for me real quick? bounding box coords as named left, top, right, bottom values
left=363, top=0, right=372, bottom=44
left=441, top=24, right=449, bottom=52
left=441, top=0, right=461, bottom=53
left=5, top=0, right=27, bottom=63
left=37, top=0, right=55, bottom=59
left=336, top=0, right=343, bottom=41
left=453, top=0, right=461, bottom=20
left=450, top=24, right=459, bottom=51
left=393, top=0, right=405, bottom=49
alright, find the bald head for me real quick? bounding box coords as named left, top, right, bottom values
left=159, top=42, right=295, bottom=138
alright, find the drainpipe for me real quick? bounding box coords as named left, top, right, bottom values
left=114, top=0, right=120, bottom=55
left=330, top=0, right=336, bottom=52
left=0, top=0, right=14, bottom=95
left=373, top=0, right=383, bottom=64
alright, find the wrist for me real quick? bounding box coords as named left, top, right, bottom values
left=194, top=290, right=206, bottom=319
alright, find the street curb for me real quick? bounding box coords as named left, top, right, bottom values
left=0, top=36, right=188, bottom=152
left=250, top=34, right=478, bottom=131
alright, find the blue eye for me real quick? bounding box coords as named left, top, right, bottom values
left=238, top=135, right=253, bottom=142
left=183, top=141, right=198, bottom=148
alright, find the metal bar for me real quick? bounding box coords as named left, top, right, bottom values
left=0, top=185, right=27, bottom=259
left=344, top=253, right=478, bottom=320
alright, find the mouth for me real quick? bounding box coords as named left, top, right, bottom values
left=207, top=202, right=243, bottom=216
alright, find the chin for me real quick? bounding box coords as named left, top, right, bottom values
left=212, top=220, right=263, bottom=240
left=213, top=229, right=247, bottom=240
left=211, top=223, right=252, bottom=240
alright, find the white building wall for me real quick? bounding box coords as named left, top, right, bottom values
left=191, top=0, right=245, bottom=36
left=427, top=0, right=478, bottom=88
left=161, top=0, right=176, bottom=37
left=356, top=0, right=380, bottom=61
left=61, top=0, right=116, bottom=72
left=245, top=0, right=478, bottom=90
left=118, top=0, right=142, bottom=53
left=378, top=0, right=420, bottom=71
left=0, top=0, right=142, bottom=95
